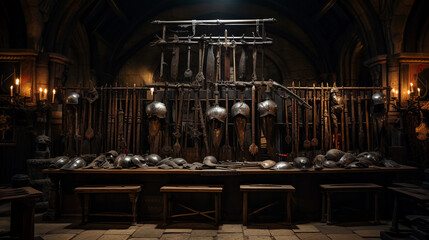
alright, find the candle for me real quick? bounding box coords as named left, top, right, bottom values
left=395, top=90, right=398, bottom=98
left=39, top=88, right=43, bottom=100
left=150, top=87, right=154, bottom=96
left=44, top=88, right=47, bottom=100
left=15, top=78, right=19, bottom=94
left=391, top=88, right=395, bottom=97
left=410, top=83, right=414, bottom=93
left=408, top=90, right=410, bottom=95
left=10, top=85, right=13, bottom=97
left=52, top=89, right=56, bottom=103
left=418, top=88, right=421, bottom=97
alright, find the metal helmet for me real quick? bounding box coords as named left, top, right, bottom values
left=61, top=157, right=86, bottom=170
left=372, top=92, right=386, bottom=105
left=145, top=154, right=161, bottom=166
left=114, top=154, right=132, bottom=168
left=65, top=92, right=80, bottom=104
left=206, top=105, right=227, bottom=123
left=231, top=102, right=250, bottom=118
left=313, top=155, right=326, bottom=169
left=337, top=153, right=356, bottom=167
left=106, top=150, right=118, bottom=163
left=257, top=99, right=278, bottom=117
left=146, top=101, right=167, bottom=119
left=172, top=158, right=187, bottom=166
left=132, top=155, right=145, bottom=163
left=323, top=160, right=337, bottom=168
left=49, top=156, right=70, bottom=169
left=203, top=156, right=218, bottom=166
left=294, top=157, right=312, bottom=169
left=131, top=155, right=146, bottom=168
left=325, top=149, right=346, bottom=162
left=270, top=161, right=293, bottom=170
left=260, top=160, right=276, bottom=169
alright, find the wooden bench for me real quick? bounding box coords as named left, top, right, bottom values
left=240, top=184, right=295, bottom=225
left=320, top=183, right=382, bottom=224
left=74, top=185, right=141, bottom=225
left=160, top=185, right=223, bottom=226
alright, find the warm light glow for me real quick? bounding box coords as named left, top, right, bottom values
left=150, top=87, right=154, bottom=95
left=10, top=85, right=13, bottom=97
left=410, top=83, right=413, bottom=87
left=44, top=88, right=47, bottom=94
left=408, top=90, right=410, bottom=95
left=418, top=88, right=421, bottom=96
left=391, top=88, right=395, bottom=93
left=52, top=89, right=56, bottom=103
left=39, top=88, right=43, bottom=93
left=53, top=89, right=56, bottom=95
left=15, top=78, right=19, bottom=86
left=395, top=90, right=398, bottom=95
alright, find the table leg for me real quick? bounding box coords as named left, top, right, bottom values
left=286, top=192, right=292, bottom=225
left=374, top=191, right=379, bottom=224
left=327, top=192, right=332, bottom=225
left=163, top=192, right=168, bottom=226
left=129, top=192, right=139, bottom=225
left=321, top=190, right=326, bottom=222
left=215, top=193, right=220, bottom=226
left=78, top=194, right=85, bottom=225
left=243, top=191, right=248, bottom=225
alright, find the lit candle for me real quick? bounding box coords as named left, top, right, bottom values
left=408, top=90, right=410, bottom=95
left=10, top=85, right=13, bottom=97
left=391, top=88, right=395, bottom=97
left=418, top=88, right=421, bottom=97
left=44, top=88, right=47, bottom=100
left=15, top=78, right=19, bottom=94
left=39, top=88, right=43, bottom=100
left=150, top=87, right=154, bottom=96
left=52, top=89, right=56, bottom=103
left=410, top=83, right=414, bottom=93
left=395, top=90, right=398, bottom=98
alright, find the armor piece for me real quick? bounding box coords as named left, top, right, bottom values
left=65, top=92, right=80, bottom=104
left=325, top=149, right=346, bottom=162
left=61, top=157, right=86, bottom=170
left=146, top=101, right=167, bottom=119
left=294, top=157, right=312, bottom=169
left=131, top=155, right=147, bottom=168
left=207, top=105, right=227, bottom=123
left=49, top=156, right=70, bottom=169
left=372, top=92, right=386, bottom=105
left=106, top=150, right=118, bottom=163
left=145, top=154, right=162, bottom=166
left=270, top=161, right=293, bottom=170
left=336, top=153, right=356, bottom=167
left=231, top=102, right=250, bottom=118
left=203, top=156, right=218, bottom=167
left=114, top=154, right=132, bottom=169
left=357, top=151, right=384, bottom=166
left=322, top=160, right=337, bottom=168
left=257, top=99, right=278, bottom=117
left=132, top=155, right=145, bottom=163
left=260, top=160, right=276, bottom=169
left=313, top=155, right=326, bottom=169
left=172, top=158, right=187, bottom=165
left=157, top=157, right=180, bottom=169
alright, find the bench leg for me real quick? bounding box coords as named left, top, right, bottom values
left=286, top=192, right=292, bottom=225
left=243, top=191, right=248, bottom=225
left=215, top=193, right=220, bottom=226
left=129, top=192, right=139, bottom=225
left=163, top=193, right=168, bottom=226
left=374, top=191, right=379, bottom=224
left=321, top=191, right=326, bottom=222
left=78, top=194, right=88, bottom=225
left=326, top=192, right=332, bottom=225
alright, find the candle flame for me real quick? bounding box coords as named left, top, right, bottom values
left=411, top=82, right=413, bottom=87
left=53, top=89, right=56, bottom=94
left=15, top=78, right=19, bottom=85
left=408, top=90, right=410, bottom=95
left=391, top=88, right=395, bottom=92
left=10, top=85, right=13, bottom=90
left=39, top=88, right=43, bottom=93
left=44, top=88, right=47, bottom=94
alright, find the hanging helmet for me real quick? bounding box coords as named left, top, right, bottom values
left=65, top=92, right=80, bottom=104
left=260, top=160, right=276, bottom=169
left=231, top=102, right=250, bottom=118
left=61, top=157, right=86, bottom=170
left=270, top=161, right=293, bottom=170
left=145, top=154, right=162, bottom=166
left=257, top=99, right=278, bottom=117
left=206, top=105, right=227, bottom=123
left=372, top=92, right=386, bottom=105
left=203, top=156, right=218, bottom=167
left=294, top=157, right=312, bottom=169
left=49, top=156, right=70, bottom=169
left=146, top=101, right=167, bottom=119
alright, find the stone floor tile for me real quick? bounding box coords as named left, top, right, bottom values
left=47, top=228, right=84, bottom=234
left=138, top=224, right=158, bottom=229
left=273, top=236, right=300, bottom=240
left=128, top=238, right=159, bottom=240
left=327, top=234, right=364, bottom=240
left=217, top=233, right=244, bottom=240
left=104, top=228, right=136, bottom=235
left=97, top=235, right=130, bottom=240
left=269, top=229, right=294, bottom=236
left=190, top=230, right=217, bottom=236
left=292, top=225, right=320, bottom=233
left=345, top=225, right=390, bottom=231
left=248, top=236, right=272, bottom=240
left=72, top=230, right=106, bottom=240
left=133, top=228, right=164, bottom=238
left=244, top=229, right=271, bottom=236
left=218, top=224, right=243, bottom=233
left=189, top=237, right=214, bottom=240
left=296, top=233, right=330, bottom=240
left=315, top=225, right=352, bottom=234
left=35, top=223, right=72, bottom=235
left=164, top=228, right=193, bottom=233
left=41, top=233, right=75, bottom=240
left=160, top=233, right=190, bottom=240
left=353, top=229, right=381, bottom=238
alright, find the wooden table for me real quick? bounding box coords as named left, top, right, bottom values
left=42, top=165, right=417, bottom=222
left=387, top=185, right=429, bottom=233
left=240, top=184, right=295, bottom=225
left=0, top=187, right=42, bottom=240
left=160, top=185, right=223, bottom=226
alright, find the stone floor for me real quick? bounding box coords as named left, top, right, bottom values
left=0, top=213, right=390, bottom=240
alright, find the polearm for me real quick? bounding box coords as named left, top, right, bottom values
left=151, top=18, right=276, bottom=25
